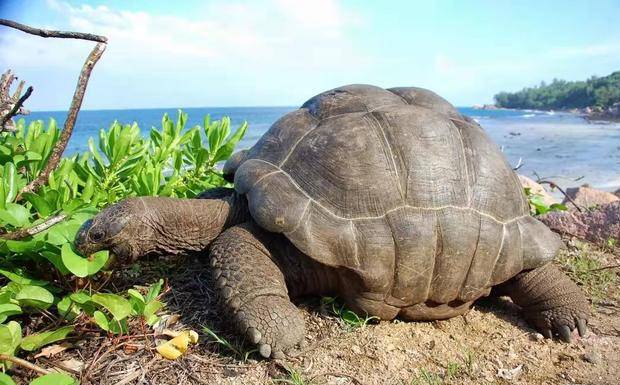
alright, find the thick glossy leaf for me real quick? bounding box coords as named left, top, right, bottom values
left=0, top=203, right=30, bottom=227
left=145, top=279, right=164, bottom=303
left=22, top=193, right=52, bottom=217
left=0, top=304, right=22, bottom=320
left=29, top=373, right=78, bottom=385
left=92, top=310, right=109, bottom=331
left=20, top=326, right=74, bottom=351
left=91, top=293, right=132, bottom=320
left=144, top=300, right=163, bottom=326
left=0, top=269, right=49, bottom=286
left=15, top=285, right=54, bottom=309
left=0, top=321, right=22, bottom=358
left=0, top=373, right=16, bottom=385
left=61, top=244, right=109, bottom=278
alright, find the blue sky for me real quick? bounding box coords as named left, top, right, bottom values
left=1, top=0, right=619, bottom=111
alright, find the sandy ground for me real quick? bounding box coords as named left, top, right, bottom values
left=13, top=239, right=620, bottom=385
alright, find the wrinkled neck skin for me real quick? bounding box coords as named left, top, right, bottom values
left=140, top=192, right=249, bottom=257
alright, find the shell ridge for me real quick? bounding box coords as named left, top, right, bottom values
left=278, top=110, right=320, bottom=168
left=247, top=159, right=528, bottom=224
left=486, top=224, right=506, bottom=287
left=366, top=111, right=407, bottom=202
left=451, top=120, right=473, bottom=207
left=458, top=214, right=483, bottom=297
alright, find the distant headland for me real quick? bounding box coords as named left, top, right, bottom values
left=485, top=71, right=620, bottom=121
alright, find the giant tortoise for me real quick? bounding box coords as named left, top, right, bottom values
left=75, top=85, right=589, bottom=358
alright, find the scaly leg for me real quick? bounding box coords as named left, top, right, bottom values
left=499, top=263, right=589, bottom=342
left=209, top=222, right=305, bottom=358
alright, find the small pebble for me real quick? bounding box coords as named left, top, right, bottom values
left=351, top=345, right=362, bottom=354
left=582, top=351, right=601, bottom=365
left=530, top=332, right=544, bottom=342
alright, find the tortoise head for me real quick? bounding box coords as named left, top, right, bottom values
left=75, top=198, right=152, bottom=264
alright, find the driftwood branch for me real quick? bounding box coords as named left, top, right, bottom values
left=0, top=19, right=108, bottom=198
left=0, top=70, right=33, bottom=132
left=0, top=19, right=107, bottom=43
left=0, top=214, right=67, bottom=240
left=18, top=42, right=106, bottom=197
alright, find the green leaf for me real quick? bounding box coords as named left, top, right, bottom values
left=0, top=269, right=49, bottom=286
left=145, top=279, right=164, bottom=303
left=0, top=203, right=30, bottom=227
left=0, top=304, right=22, bottom=320
left=144, top=300, right=163, bottom=326
left=20, top=326, right=74, bottom=351
left=61, top=243, right=109, bottom=278
left=0, top=373, right=15, bottom=385
left=57, top=296, right=80, bottom=321
left=0, top=321, right=22, bottom=363
left=22, top=193, right=52, bottom=218
left=29, top=373, right=78, bottom=385
left=14, top=285, right=54, bottom=309
left=92, top=310, right=109, bottom=331
left=91, top=293, right=132, bottom=320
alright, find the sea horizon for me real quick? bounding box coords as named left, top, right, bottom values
left=17, top=105, right=620, bottom=194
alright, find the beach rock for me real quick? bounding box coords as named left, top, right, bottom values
left=540, top=201, right=620, bottom=244
left=518, top=174, right=558, bottom=206
left=615, top=188, right=620, bottom=198
left=562, top=186, right=619, bottom=211
left=585, top=102, right=620, bottom=122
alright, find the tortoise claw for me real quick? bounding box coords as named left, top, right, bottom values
left=576, top=319, right=587, bottom=337
left=558, top=325, right=572, bottom=343
left=541, top=328, right=553, bottom=339
left=259, top=343, right=272, bottom=358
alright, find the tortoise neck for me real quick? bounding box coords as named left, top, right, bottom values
left=224, top=192, right=250, bottom=229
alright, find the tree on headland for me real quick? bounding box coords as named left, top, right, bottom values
left=493, top=71, right=620, bottom=110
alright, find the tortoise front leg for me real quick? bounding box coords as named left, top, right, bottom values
left=498, top=263, right=589, bottom=342
left=209, top=222, right=305, bottom=358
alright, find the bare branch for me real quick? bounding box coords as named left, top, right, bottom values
left=1, top=214, right=67, bottom=240
left=18, top=42, right=106, bottom=197
left=0, top=18, right=107, bottom=43
left=0, top=69, right=33, bottom=132
left=537, top=180, right=583, bottom=212
left=0, top=84, right=33, bottom=131
left=0, top=354, right=51, bottom=376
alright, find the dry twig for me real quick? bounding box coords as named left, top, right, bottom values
left=0, top=354, right=51, bottom=376
left=0, top=214, right=67, bottom=240
left=0, top=69, right=32, bottom=132
left=0, top=19, right=108, bottom=198
left=0, top=19, right=107, bottom=43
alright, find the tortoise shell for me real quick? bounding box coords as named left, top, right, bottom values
left=232, top=85, right=561, bottom=305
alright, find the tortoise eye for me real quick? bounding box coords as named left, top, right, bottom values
left=90, top=228, right=105, bottom=242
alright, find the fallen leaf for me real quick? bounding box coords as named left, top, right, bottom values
left=152, top=314, right=180, bottom=335
left=59, top=358, right=84, bottom=372
left=34, top=343, right=71, bottom=358
left=497, top=364, right=523, bottom=380
left=156, top=330, right=199, bottom=360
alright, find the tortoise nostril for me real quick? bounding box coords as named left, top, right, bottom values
left=75, top=219, right=94, bottom=248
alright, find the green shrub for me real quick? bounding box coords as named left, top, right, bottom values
left=0, top=111, right=247, bottom=382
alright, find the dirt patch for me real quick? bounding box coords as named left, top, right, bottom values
left=13, top=240, right=620, bottom=385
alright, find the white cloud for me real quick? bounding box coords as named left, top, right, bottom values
left=2, top=0, right=364, bottom=72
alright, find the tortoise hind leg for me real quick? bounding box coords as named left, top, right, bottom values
left=209, top=222, right=305, bottom=358
left=498, top=263, right=589, bottom=342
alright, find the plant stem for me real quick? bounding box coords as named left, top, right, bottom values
left=0, top=354, right=50, bottom=375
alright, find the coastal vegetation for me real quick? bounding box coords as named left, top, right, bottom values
left=493, top=70, right=620, bottom=110
left=0, top=113, right=247, bottom=384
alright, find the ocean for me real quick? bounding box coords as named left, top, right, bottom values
left=23, top=106, right=620, bottom=192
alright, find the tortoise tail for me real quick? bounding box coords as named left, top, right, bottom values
left=517, top=215, right=564, bottom=270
